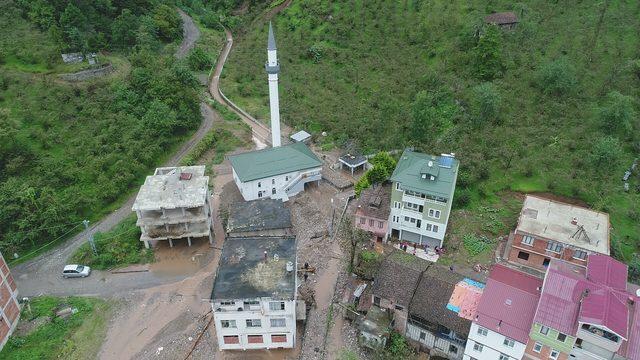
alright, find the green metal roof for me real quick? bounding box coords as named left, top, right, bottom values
left=390, top=149, right=459, bottom=199
left=229, top=142, right=322, bottom=182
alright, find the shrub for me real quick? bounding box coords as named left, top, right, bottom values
left=473, top=25, right=503, bottom=80
left=153, top=4, right=182, bottom=42
left=590, top=136, right=624, bottom=172
left=470, top=82, right=501, bottom=125
left=453, top=188, right=472, bottom=209
left=536, top=58, right=578, bottom=96
left=355, top=250, right=381, bottom=279
left=462, top=234, right=494, bottom=256
left=598, top=91, right=635, bottom=135
left=187, top=47, right=213, bottom=71
left=354, top=175, right=370, bottom=196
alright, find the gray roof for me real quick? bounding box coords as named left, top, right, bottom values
left=390, top=149, right=459, bottom=199
left=290, top=130, right=311, bottom=142
left=132, top=166, right=208, bottom=211
left=212, top=236, right=296, bottom=300
left=227, top=199, right=292, bottom=233
left=356, top=184, right=391, bottom=220
left=371, top=251, right=430, bottom=308
left=268, top=22, right=277, bottom=50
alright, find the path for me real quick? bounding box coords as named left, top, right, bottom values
left=12, top=11, right=217, bottom=297
left=176, top=9, right=201, bottom=59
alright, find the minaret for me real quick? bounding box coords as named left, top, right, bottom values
left=266, top=22, right=281, bottom=147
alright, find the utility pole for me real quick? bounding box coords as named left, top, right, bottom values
left=330, top=198, right=335, bottom=235
left=83, top=220, right=97, bottom=255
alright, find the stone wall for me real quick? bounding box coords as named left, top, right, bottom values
left=58, top=64, right=113, bottom=82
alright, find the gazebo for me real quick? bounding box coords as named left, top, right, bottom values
left=339, top=153, right=368, bottom=175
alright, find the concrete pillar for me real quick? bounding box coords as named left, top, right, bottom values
left=187, top=237, right=192, bottom=247
left=144, top=240, right=150, bottom=249
left=209, top=232, right=214, bottom=244
left=169, top=239, right=173, bottom=248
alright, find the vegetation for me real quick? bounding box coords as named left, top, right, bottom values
left=355, top=250, right=381, bottom=280
left=222, top=0, right=640, bottom=275
left=70, top=216, right=152, bottom=270
left=1, top=296, right=111, bottom=360
left=0, top=0, right=203, bottom=257
left=374, top=331, right=415, bottom=360
left=462, top=234, right=495, bottom=257
left=354, top=152, right=397, bottom=195
left=181, top=128, right=241, bottom=166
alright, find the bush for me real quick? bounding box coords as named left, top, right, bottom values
left=590, top=136, right=624, bottom=172
left=187, top=47, right=213, bottom=71
left=454, top=188, right=472, bottom=209
left=536, top=58, right=578, bottom=96
left=473, top=25, right=503, bottom=80
left=355, top=250, right=381, bottom=279
left=153, top=4, right=182, bottom=42
left=462, top=234, right=495, bottom=256
left=354, top=175, right=370, bottom=196
left=598, top=91, right=635, bottom=135
left=470, top=82, right=501, bottom=125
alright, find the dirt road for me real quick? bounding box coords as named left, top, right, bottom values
left=176, top=9, right=201, bottom=59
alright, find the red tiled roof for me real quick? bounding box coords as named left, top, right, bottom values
left=475, top=265, right=542, bottom=343
left=587, top=254, right=628, bottom=291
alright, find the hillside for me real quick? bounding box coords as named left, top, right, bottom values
left=221, top=1, right=640, bottom=270
left=0, top=0, right=201, bottom=256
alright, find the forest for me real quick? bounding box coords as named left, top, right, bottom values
left=221, top=0, right=640, bottom=273
left=0, top=0, right=200, bottom=256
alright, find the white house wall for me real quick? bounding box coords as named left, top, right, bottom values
left=233, top=167, right=322, bottom=201
left=406, top=323, right=465, bottom=360
left=463, top=323, right=525, bottom=360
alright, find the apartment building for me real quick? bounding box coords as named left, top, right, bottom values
left=211, top=236, right=298, bottom=350
left=387, top=149, right=459, bottom=248
left=506, top=195, right=610, bottom=272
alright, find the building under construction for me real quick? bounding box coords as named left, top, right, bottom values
left=132, top=166, right=213, bottom=248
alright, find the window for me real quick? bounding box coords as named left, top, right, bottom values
left=378, top=221, right=383, bottom=229
left=394, top=305, right=404, bottom=311
left=573, top=249, right=587, bottom=260
left=406, top=202, right=419, bottom=210
left=429, top=209, right=434, bottom=217
left=557, top=333, right=567, bottom=342
left=449, top=344, right=458, bottom=354
left=533, top=342, right=543, bottom=353
left=369, top=219, right=375, bottom=226
left=426, top=224, right=432, bottom=231
left=503, top=337, right=515, bottom=347
left=477, top=327, right=488, bottom=336
left=540, top=326, right=549, bottom=335
left=543, top=258, right=551, bottom=267
left=272, top=179, right=275, bottom=185
left=373, top=296, right=380, bottom=306
left=271, top=334, right=287, bottom=343
left=522, top=235, right=534, bottom=245
left=258, top=182, right=262, bottom=188
left=272, top=188, right=276, bottom=195
left=433, top=225, right=439, bottom=232
left=518, top=251, right=530, bottom=260
left=285, top=176, right=289, bottom=181
left=546, top=241, right=563, bottom=253
left=221, top=320, right=236, bottom=328
left=394, top=201, right=400, bottom=209
left=404, top=216, right=410, bottom=222
left=360, top=217, right=366, bottom=224
left=396, top=183, right=400, bottom=190
left=473, top=342, right=483, bottom=352
left=244, top=301, right=259, bottom=306
left=434, top=210, right=440, bottom=218
left=550, top=349, right=560, bottom=360
left=499, top=354, right=509, bottom=360
left=223, top=335, right=239, bottom=344
left=419, top=332, right=426, bottom=340
left=416, top=220, right=421, bottom=228
left=393, top=216, right=398, bottom=223
left=247, top=335, right=263, bottom=344
left=258, top=191, right=263, bottom=198
left=269, top=301, right=285, bottom=311
left=270, top=318, right=286, bottom=327
left=220, top=301, right=234, bottom=306
left=246, top=319, right=262, bottom=328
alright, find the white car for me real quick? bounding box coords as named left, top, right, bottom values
left=62, top=265, right=91, bottom=278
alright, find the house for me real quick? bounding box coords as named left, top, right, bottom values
left=226, top=198, right=292, bottom=238
left=354, top=184, right=391, bottom=242
left=484, top=12, right=519, bottom=29
left=356, top=305, right=392, bottom=349
left=211, top=236, right=298, bottom=350
left=229, top=142, right=323, bottom=202
left=387, top=149, right=459, bottom=249
left=524, top=255, right=640, bottom=360
left=464, top=264, right=542, bottom=360
left=405, top=266, right=477, bottom=360
left=371, top=251, right=430, bottom=333
left=0, top=251, right=20, bottom=352
left=132, top=166, right=212, bottom=248
left=506, top=195, right=610, bottom=272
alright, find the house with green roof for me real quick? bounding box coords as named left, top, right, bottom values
left=228, top=142, right=323, bottom=201
left=387, top=149, right=459, bottom=248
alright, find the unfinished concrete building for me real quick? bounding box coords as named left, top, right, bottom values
left=132, top=166, right=212, bottom=248
left=226, top=198, right=293, bottom=238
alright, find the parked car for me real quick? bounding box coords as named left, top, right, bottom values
left=62, top=265, right=91, bottom=278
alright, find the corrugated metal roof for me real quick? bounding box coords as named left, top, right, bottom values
left=579, top=289, right=629, bottom=339
left=390, top=149, right=458, bottom=199
left=475, top=265, right=542, bottom=343
left=229, top=142, right=322, bottom=182
left=587, top=254, right=628, bottom=291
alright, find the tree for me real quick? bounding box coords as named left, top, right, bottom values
left=410, top=89, right=459, bottom=142
left=187, top=47, right=213, bottom=71
left=369, top=151, right=397, bottom=175
left=590, top=136, right=624, bottom=172
left=470, top=82, right=501, bottom=125
left=473, top=24, right=503, bottom=80
left=152, top=4, right=182, bottom=42
left=598, top=91, right=635, bottom=135
left=536, top=58, right=578, bottom=96
left=112, top=9, right=139, bottom=49
left=366, top=165, right=388, bottom=184
left=142, top=100, right=178, bottom=136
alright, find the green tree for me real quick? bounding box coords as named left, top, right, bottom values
left=112, top=9, right=139, bottom=49
left=537, top=58, right=578, bottom=96
left=470, top=82, right=501, bottom=125
left=366, top=165, right=387, bottom=184
left=598, top=91, right=635, bottom=135
left=369, top=151, right=397, bottom=175
left=473, top=25, right=503, bottom=80
left=187, top=47, right=213, bottom=71
left=410, top=90, right=459, bottom=142
left=152, top=4, right=182, bottom=42
left=142, top=100, right=178, bottom=136
left=590, top=136, right=624, bottom=172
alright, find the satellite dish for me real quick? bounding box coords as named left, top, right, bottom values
left=636, top=289, right=640, bottom=297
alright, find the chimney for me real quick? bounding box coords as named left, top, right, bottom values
left=571, top=217, right=578, bottom=225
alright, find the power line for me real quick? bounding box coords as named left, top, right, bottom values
left=93, top=226, right=138, bottom=241
left=8, top=221, right=84, bottom=235
left=9, top=223, right=83, bottom=264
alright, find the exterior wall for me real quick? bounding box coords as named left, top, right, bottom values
left=463, top=323, right=526, bottom=360
left=0, top=252, right=20, bottom=352
left=523, top=338, right=569, bottom=360
left=354, top=213, right=388, bottom=239
left=406, top=322, right=465, bottom=360
left=233, top=167, right=322, bottom=201
left=372, top=296, right=408, bottom=333
left=528, top=323, right=574, bottom=356
left=508, top=232, right=593, bottom=271
left=212, top=298, right=296, bottom=350
left=575, top=323, right=622, bottom=353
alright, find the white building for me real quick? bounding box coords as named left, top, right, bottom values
left=211, top=236, right=298, bottom=350
left=229, top=142, right=322, bottom=201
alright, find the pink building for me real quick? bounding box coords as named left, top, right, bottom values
left=0, top=251, right=19, bottom=351
left=354, top=185, right=390, bottom=242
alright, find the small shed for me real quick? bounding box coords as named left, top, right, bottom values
left=339, top=153, right=368, bottom=175
left=290, top=130, right=311, bottom=143
left=356, top=306, right=392, bottom=349
left=484, top=11, right=519, bottom=29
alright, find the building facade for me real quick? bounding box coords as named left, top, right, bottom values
left=506, top=195, right=610, bottom=272
left=0, top=252, right=20, bottom=352
left=354, top=184, right=391, bottom=242
left=211, top=237, right=298, bottom=351
left=132, top=166, right=212, bottom=248
left=387, top=150, right=459, bottom=248
left=229, top=142, right=323, bottom=202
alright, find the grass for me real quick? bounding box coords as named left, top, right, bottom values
left=221, top=0, right=640, bottom=273
left=0, top=296, right=111, bottom=360
left=70, top=216, right=153, bottom=270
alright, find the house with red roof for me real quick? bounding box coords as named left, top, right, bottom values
left=464, top=264, right=542, bottom=360
left=523, top=255, right=640, bottom=360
